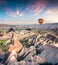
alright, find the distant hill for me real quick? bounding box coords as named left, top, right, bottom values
left=0, top=24, right=16, bottom=29
left=0, top=23, right=58, bottom=29
left=17, top=23, right=58, bottom=29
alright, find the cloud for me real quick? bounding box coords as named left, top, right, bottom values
left=26, top=0, right=48, bottom=16
left=45, top=15, right=58, bottom=23
left=45, top=7, right=58, bottom=22
left=46, top=7, right=58, bottom=15
left=6, top=9, right=24, bottom=18
left=0, top=19, right=37, bottom=25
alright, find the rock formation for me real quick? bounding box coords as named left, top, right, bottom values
left=0, top=30, right=58, bottom=65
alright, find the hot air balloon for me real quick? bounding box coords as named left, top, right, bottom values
left=38, top=18, right=44, bottom=24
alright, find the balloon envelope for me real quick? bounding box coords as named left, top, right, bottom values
left=38, top=18, right=44, bottom=24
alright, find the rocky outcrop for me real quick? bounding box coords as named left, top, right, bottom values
left=39, top=44, right=58, bottom=64
left=0, top=31, right=58, bottom=65
left=8, top=32, right=23, bottom=53
left=5, top=51, right=18, bottom=65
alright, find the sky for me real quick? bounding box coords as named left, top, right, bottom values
left=0, top=0, right=58, bottom=24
